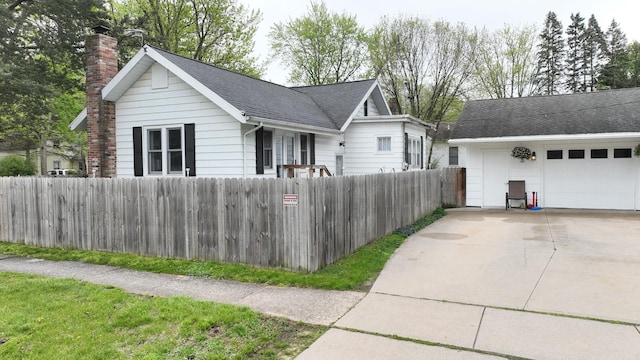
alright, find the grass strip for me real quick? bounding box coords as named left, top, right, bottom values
left=0, top=208, right=446, bottom=291
left=0, top=272, right=324, bottom=360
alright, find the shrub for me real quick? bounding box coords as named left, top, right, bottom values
left=393, top=207, right=447, bottom=237
left=0, top=155, right=37, bottom=176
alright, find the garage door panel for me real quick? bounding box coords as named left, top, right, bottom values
left=544, top=150, right=636, bottom=210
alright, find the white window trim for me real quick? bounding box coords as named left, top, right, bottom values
left=142, top=124, right=185, bottom=176
left=376, top=136, right=392, bottom=154
left=300, top=133, right=309, bottom=165
left=408, top=136, right=421, bottom=168
left=449, top=146, right=459, bottom=166
left=263, top=129, right=274, bottom=170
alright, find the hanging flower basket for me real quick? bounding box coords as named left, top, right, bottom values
left=511, top=146, right=532, bottom=161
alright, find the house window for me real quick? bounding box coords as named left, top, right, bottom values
left=449, top=147, right=459, bottom=166
left=300, top=134, right=308, bottom=165
left=408, top=137, right=421, bottom=167
left=547, top=150, right=562, bottom=159
left=147, top=127, right=183, bottom=175
left=335, top=155, right=343, bottom=176
left=364, top=100, right=368, bottom=116
left=148, top=129, right=163, bottom=173
left=53, top=161, right=61, bottom=169
left=377, top=136, right=391, bottom=153
left=167, top=128, right=183, bottom=173
left=614, top=148, right=632, bottom=158
left=590, top=149, right=608, bottom=159
left=568, top=149, right=585, bottom=159
left=263, top=130, right=273, bottom=169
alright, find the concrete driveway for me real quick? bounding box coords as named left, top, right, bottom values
left=299, top=209, right=640, bottom=359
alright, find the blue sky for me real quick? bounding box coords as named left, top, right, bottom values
left=243, top=0, right=640, bottom=84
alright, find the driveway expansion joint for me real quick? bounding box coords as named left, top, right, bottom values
left=329, top=326, right=533, bottom=360
left=523, top=251, right=556, bottom=310
left=635, top=326, right=640, bottom=336
left=472, top=307, right=486, bottom=349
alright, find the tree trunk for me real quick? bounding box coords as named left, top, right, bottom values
left=40, top=133, right=47, bottom=176
left=426, top=120, right=442, bottom=169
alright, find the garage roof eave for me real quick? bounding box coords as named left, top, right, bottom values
left=449, top=132, right=640, bottom=144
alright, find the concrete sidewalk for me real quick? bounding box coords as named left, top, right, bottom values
left=0, top=254, right=363, bottom=326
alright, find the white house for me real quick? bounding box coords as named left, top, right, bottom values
left=428, top=121, right=465, bottom=169
left=450, top=88, right=640, bottom=210
left=71, top=29, right=429, bottom=178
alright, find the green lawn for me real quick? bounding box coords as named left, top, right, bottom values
left=0, top=272, right=324, bottom=359
left=0, top=208, right=446, bottom=291
left=0, top=208, right=446, bottom=359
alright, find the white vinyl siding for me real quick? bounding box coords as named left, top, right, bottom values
left=355, top=95, right=382, bottom=117
left=313, top=133, right=340, bottom=175
left=429, top=142, right=466, bottom=168
left=151, top=62, right=168, bottom=89
left=343, top=122, right=403, bottom=175
left=116, top=64, right=244, bottom=178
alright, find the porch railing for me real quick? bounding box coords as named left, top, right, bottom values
left=281, top=164, right=333, bottom=178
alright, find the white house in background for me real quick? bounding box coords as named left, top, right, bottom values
left=450, top=88, right=640, bottom=210
left=428, top=121, right=465, bottom=169
left=71, top=30, right=430, bottom=178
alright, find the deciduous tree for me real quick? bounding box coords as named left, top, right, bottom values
left=269, top=0, right=369, bottom=85
left=112, top=0, right=264, bottom=77
left=600, top=19, right=629, bottom=89
left=627, top=41, right=640, bottom=88
left=474, top=24, right=539, bottom=98
left=0, top=0, right=104, bottom=174
left=369, top=15, right=478, bottom=168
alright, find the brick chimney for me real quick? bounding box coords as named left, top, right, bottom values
left=86, top=25, right=118, bottom=177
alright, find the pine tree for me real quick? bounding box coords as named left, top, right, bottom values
left=582, top=15, right=606, bottom=91
left=536, top=12, right=564, bottom=95
left=600, top=19, right=629, bottom=89
left=565, top=13, right=586, bottom=93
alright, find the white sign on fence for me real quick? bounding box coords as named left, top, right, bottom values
left=283, top=194, right=299, bottom=206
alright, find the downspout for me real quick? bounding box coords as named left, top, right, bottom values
left=242, top=121, right=263, bottom=178
left=401, top=122, right=406, bottom=171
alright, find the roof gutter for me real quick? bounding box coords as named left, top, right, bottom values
left=351, top=115, right=434, bottom=128
left=247, top=116, right=341, bottom=136
left=242, top=121, right=263, bottom=178
left=449, top=132, right=640, bottom=144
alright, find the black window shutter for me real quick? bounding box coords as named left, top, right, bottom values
left=255, top=127, right=264, bottom=174
left=404, top=132, right=409, bottom=165
left=185, top=123, right=196, bottom=176
left=133, top=127, right=143, bottom=177
left=420, top=136, right=424, bottom=169
left=309, top=133, right=316, bottom=165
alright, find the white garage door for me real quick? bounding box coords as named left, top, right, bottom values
left=544, top=148, right=637, bottom=210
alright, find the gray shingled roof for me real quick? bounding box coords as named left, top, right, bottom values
left=153, top=47, right=372, bottom=130
left=293, top=80, right=377, bottom=129
left=452, top=87, right=640, bottom=139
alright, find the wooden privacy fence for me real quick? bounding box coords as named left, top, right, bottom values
left=0, top=170, right=446, bottom=272
left=441, top=167, right=466, bottom=208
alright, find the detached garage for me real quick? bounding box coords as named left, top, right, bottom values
left=450, top=88, right=640, bottom=210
